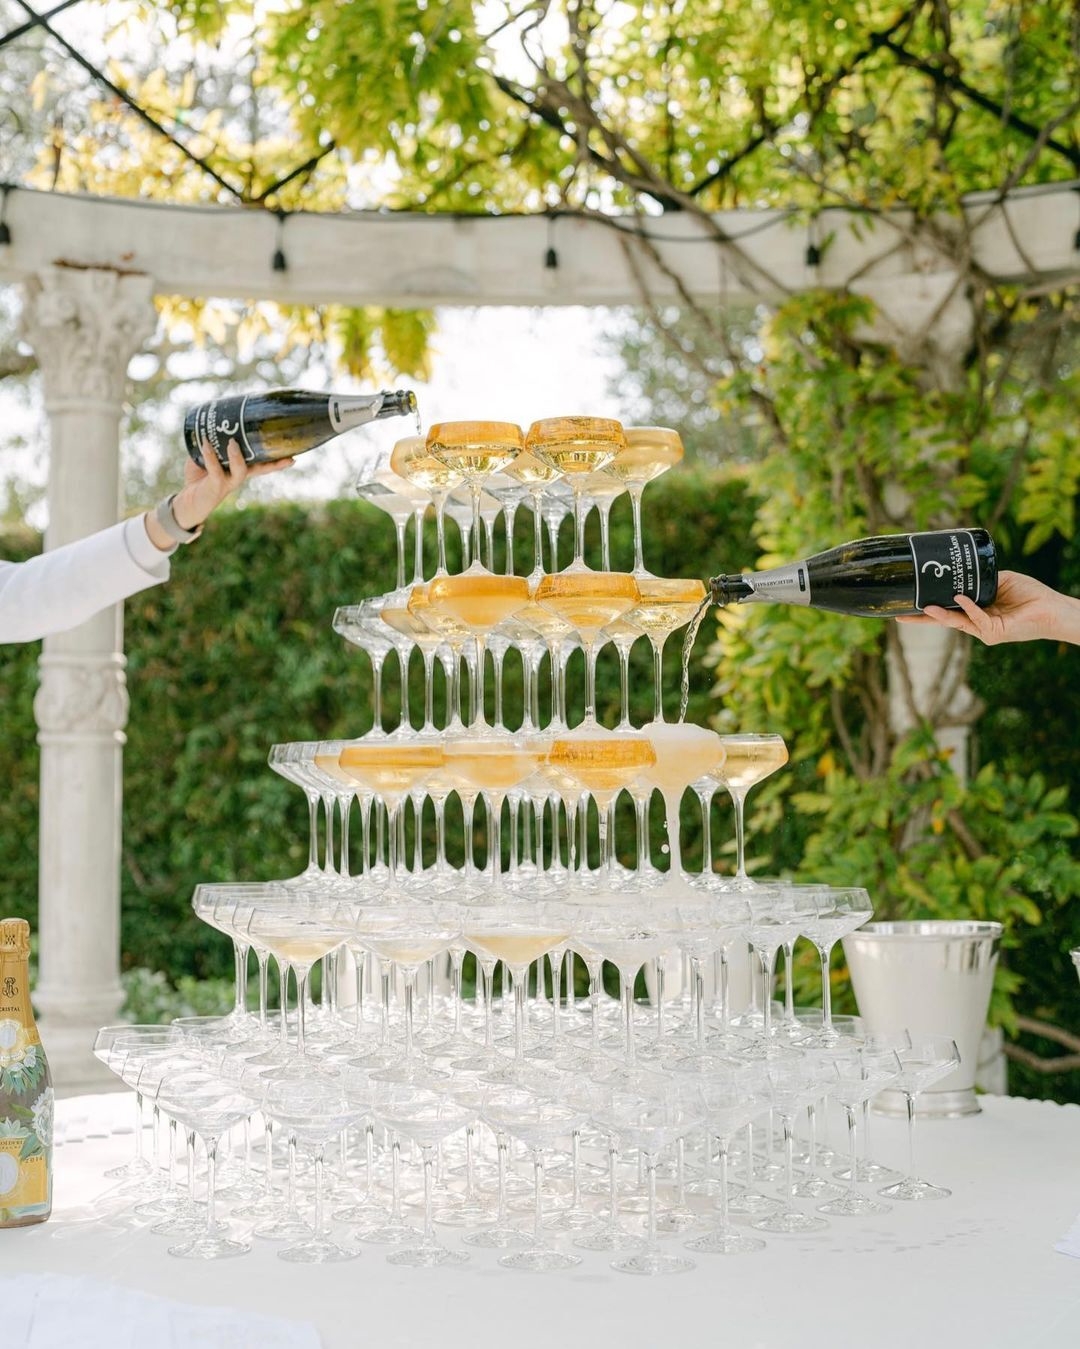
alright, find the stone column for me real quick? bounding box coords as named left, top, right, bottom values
left=20, top=265, right=156, bottom=1095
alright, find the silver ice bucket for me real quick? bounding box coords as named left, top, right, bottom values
left=843, top=920, right=1002, bottom=1118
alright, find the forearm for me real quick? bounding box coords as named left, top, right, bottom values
left=0, top=518, right=170, bottom=644
left=1047, top=592, right=1080, bottom=646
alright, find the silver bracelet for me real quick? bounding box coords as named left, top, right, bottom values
left=154, top=493, right=203, bottom=545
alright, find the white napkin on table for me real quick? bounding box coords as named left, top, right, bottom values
left=0, top=1272, right=323, bottom=1349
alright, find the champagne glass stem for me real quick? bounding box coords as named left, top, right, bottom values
left=697, top=788, right=714, bottom=875
left=629, top=486, right=646, bottom=576
left=257, top=950, right=269, bottom=1029
left=572, top=490, right=587, bottom=568
left=232, top=941, right=248, bottom=1017
left=402, top=966, right=417, bottom=1064
left=305, top=792, right=320, bottom=873
left=530, top=490, right=544, bottom=577
left=620, top=967, right=637, bottom=1066
left=398, top=647, right=411, bottom=730
left=412, top=505, right=426, bottom=583
left=422, top=649, right=435, bottom=730
left=421, top=1145, right=437, bottom=1244
left=906, top=1090, right=917, bottom=1180
left=277, top=959, right=289, bottom=1052
left=691, top=955, right=705, bottom=1051
left=293, top=964, right=312, bottom=1058
left=583, top=639, right=598, bottom=724
left=643, top=1151, right=659, bottom=1258
left=511, top=963, right=528, bottom=1066
left=322, top=792, right=337, bottom=873
left=718, top=1139, right=731, bottom=1229
left=313, top=1143, right=327, bottom=1241
left=731, top=787, right=749, bottom=881
left=845, top=1107, right=859, bottom=1199
left=394, top=518, right=407, bottom=590
left=618, top=643, right=631, bottom=727
left=650, top=636, right=666, bottom=722
left=599, top=500, right=613, bottom=572
left=819, top=941, right=835, bottom=1030
left=433, top=493, right=449, bottom=575
left=338, top=793, right=352, bottom=877
left=203, top=1134, right=220, bottom=1236
left=782, top=941, right=795, bottom=1021
left=504, top=502, right=519, bottom=576
left=470, top=484, right=484, bottom=567
left=531, top=1149, right=546, bottom=1247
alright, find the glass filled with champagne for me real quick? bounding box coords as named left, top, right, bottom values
left=607, top=426, right=685, bottom=577
left=525, top=417, right=627, bottom=571
left=426, top=421, right=524, bottom=571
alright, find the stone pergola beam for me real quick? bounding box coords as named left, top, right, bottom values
left=0, top=180, right=1077, bottom=310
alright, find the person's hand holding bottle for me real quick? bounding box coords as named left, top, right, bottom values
left=897, top=571, right=1080, bottom=647
left=144, top=438, right=293, bottom=550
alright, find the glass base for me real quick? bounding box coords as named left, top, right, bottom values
left=168, top=1233, right=250, bottom=1259
left=356, top=1218, right=424, bottom=1245
left=278, top=1237, right=360, bottom=1262
left=573, top=1226, right=643, bottom=1252
left=685, top=1226, right=765, bottom=1255
left=834, top=1159, right=897, bottom=1184
left=789, top=1174, right=844, bottom=1201
left=499, top=1245, right=581, bottom=1271
left=612, top=1249, right=695, bottom=1276
left=752, top=1207, right=828, bottom=1235
left=654, top=1207, right=700, bottom=1235
left=253, top=1213, right=311, bottom=1242
left=387, top=1243, right=470, bottom=1267
left=818, top=1192, right=890, bottom=1217
left=727, top=1190, right=782, bottom=1216
left=879, top=1177, right=951, bottom=1201
left=462, top=1223, right=531, bottom=1250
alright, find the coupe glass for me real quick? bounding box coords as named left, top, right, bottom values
left=355, top=464, right=431, bottom=590
left=878, top=1035, right=961, bottom=1201
left=797, top=887, right=873, bottom=1043
left=262, top=1078, right=360, bottom=1262
left=503, top=447, right=565, bottom=580
left=427, top=421, right=523, bottom=565
left=578, top=469, right=628, bottom=570
left=592, top=1071, right=704, bottom=1276
left=534, top=571, right=639, bottom=724
left=353, top=901, right=461, bottom=1086
left=461, top=902, right=570, bottom=1079
left=426, top=574, right=531, bottom=729
left=155, top=1067, right=257, bottom=1259
left=374, top=1082, right=474, bottom=1266
left=639, top=724, right=726, bottom=880
left=605, top=426, right=684, bottom=578
left=483, top=1086, right=589, bottom=1271
left=683, top=1062, right=769, bottom=1255
left=631, top=578, right=707, bottom=723
left=92, top=1024, right=179, bottom=1184
left=752, top=1053, right=833, bottom=1234
left=337, top=733, right=444, bottom=880
left=542, top=729, right=655, bottom=876
left=525, top=416, right=627, bottom=572
left=712, top=734, right=789, bottom=888
left=390, top=435, right=463, bottom=576
left=818, top=1046, right=902, bottom=1217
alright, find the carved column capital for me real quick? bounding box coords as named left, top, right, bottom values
left=34, top=652, right=129, bottom=744
left=20, top=264, right=156, bottom=407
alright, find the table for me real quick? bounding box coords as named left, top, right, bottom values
left=4, top=1091, right=1080, bottom=1349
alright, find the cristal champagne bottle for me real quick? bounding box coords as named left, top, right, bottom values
left=709, top=528, right=998, bottom=618
left=0, top=918, right=52, bottom=1228
left=184, top=388, right=419, bottom=470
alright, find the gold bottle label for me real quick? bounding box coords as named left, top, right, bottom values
left=0, top=920, right=53, bottom=1225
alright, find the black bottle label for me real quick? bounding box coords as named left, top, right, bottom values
left=910, top=530, right=982, bottom=610
left=188, top=396, right=257, bottom=465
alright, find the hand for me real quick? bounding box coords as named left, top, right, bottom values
left=171, top=439, right=295, bottom=531
left=896, top=570, right=1080, bottom=646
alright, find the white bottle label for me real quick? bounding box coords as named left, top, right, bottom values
left=742, top=563, right=811, bottom=604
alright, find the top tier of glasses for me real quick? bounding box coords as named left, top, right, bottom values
left=370, top=416, right=683, bottom=583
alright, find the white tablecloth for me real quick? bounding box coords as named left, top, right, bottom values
left=3, top=1092, right=1080, bottom=1349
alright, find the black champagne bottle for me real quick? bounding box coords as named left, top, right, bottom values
left=709, top=528, right=998, bottom=617
left=184, top=388, right=418, bottom=469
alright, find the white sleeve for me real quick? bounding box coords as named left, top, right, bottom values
left=0, top=516, right=174, bottom=645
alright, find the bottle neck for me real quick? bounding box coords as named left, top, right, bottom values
left=708, top=574, right=754, bottom=605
